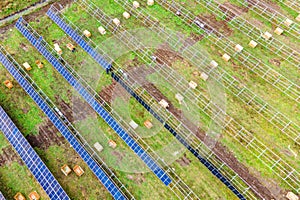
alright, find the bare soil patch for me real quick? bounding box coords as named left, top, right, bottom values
left=56, top=94, right=96, bottom=122
left=176, top=153, right=191, bottom=167
left=220, top=2, right=249, bottom=21
left=126, top=173, right=145, bottom=185
left=155, top=46, right=184, bottom=66
left=26, top=119, right=65, bottom=150
left=195, top=14, right=233, bottom=37
left=111, top=151, right=124, bottom=166
left=99, top=80, right=118, bottom=103
left=0, top=146, right=23, bottom=167
left=248, top=0, right=282, bottom=12
left=269, top=58, right=281, bottom=67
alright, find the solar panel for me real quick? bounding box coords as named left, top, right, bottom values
left=0, top=191, right=5, bottom=200
left=15, top=17, right=172, bottom=187
left=44, top=9, right=245, bottom=198
left=0, top=106, right=70, bottom=200
left=0, top=47, right=127, bottom=200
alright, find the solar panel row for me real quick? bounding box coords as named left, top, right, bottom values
left=112, top=73, right=246, bottom=199
left=0, top=191, right=5, bottom=200
left=47, top=8, right=111, bottom=71
left=15, top=17, right=172, bottom=187
left=0, top=105, right=70, bottom=200
left=45, top=8, right=245, bottom=199
left=0, top=46, right=126, bottom=200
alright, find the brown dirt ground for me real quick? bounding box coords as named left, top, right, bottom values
left=213, top=2, right=246, bottom=23
left=126, top=173, right=146, bottom=185
left=176, top=153, right=191, bottom=167
left=0, top=146, right=23, bottom=167
left=56, top=93, right=96, bottom=122
left=248, top=0, right=282, bottom=12
left=218, top=1, right=281, bottom=24
left=99, top=80, right=118, bottom=103
left=155, top=45, right=184, bottom=66
left=181, top=33, right=204, bottom=51
left=195, top=14, right=234, bottom=37
left=269, top=58, right=281, bottom=67
left=26, top=119, right=66, bottom=150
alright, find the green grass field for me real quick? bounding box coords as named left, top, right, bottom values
left=0, top=0, right=299, bottom=199
left=0, top=0, right=41, bottom=19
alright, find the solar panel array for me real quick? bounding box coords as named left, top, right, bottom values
left=0, top=191, right=5, bottom=200
left=45, top=8, right=244, bottom=199
left=15, top=17, right=172, bottom=187
left=112, top=73, right=246, bottom=199
left=0, top=105, right=70, bottom=200
left=0, top=45, right=126, bottom=200
left=47, top=8, right=111, bottom=71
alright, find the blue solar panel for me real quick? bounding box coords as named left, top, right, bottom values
left=47, top=10, right=244, bottom=195
left=44, top=9, right=245, bottom=197
left=46, top=8, right=111, bottom=71
left=15, top=17, right=172, bottom=187
left=0, top=47, right=126, bottom=200
left=47, top=7, right=247, bottom=197
left=0, top=106, right=69, bottom=200
left=0, top=191, right=5, bottom=200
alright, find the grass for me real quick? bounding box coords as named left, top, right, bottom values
left=0, top=162, right=48, bottom=199
left=36, top=145, right=113, bottom=200
left=0, top=0, right=299, bottom=198
left=99, top=0, right=299, bottom=190
left=0, top=78, right=44, bottom=136
left=0, top=0, right=41, bottom=19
